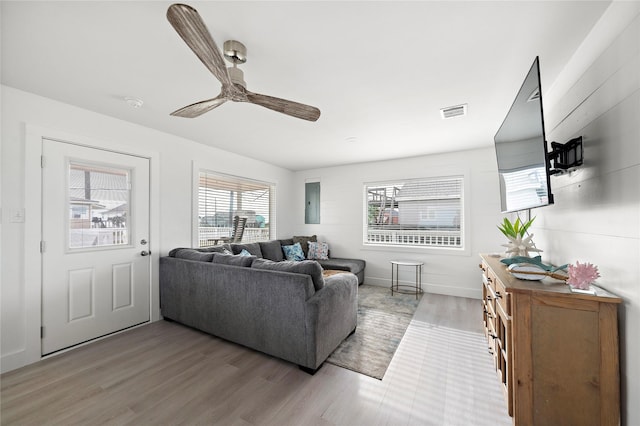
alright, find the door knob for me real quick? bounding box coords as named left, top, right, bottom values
left=140, top=250, right=150, bottom=256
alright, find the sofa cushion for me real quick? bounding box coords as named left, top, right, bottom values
left=307, top=241, right=329, bottom=260
left=293, top=235, right=317, bottom=257
left=212, top=252, right=256, bottom=267
left=173, top=249, right=214, bottom=262
left=259, top=240, right=285, bottom=262
left=230, top=243, right=263, bottom=258
left=278, top=238, right=294, bottom=246
left=201, top=244, right=233, bottom=254
left=252, top=258, right=325, bottom=291
left=317, top=258, right=366, bottom=285
left=282, top=242, right=305, bottom=261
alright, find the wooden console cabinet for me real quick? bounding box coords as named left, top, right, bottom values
left=479, top=254, right=621, bottom=426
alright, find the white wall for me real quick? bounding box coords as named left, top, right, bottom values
left=0, top=85, right=295, bottom=372
left=292, top=147, right=506, bottom=299
left=530, top=3, right=640, bottom=424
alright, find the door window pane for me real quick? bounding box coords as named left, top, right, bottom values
left=68, top=162, right=130, bottom=249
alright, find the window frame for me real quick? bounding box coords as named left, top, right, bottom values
left=192, top=167, right=276, bottom=248
left=362, top=174, right=469, bottom=254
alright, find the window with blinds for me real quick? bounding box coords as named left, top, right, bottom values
left=197, top=171, right=274, bottom=247
left=364, top=176, right=464, bottom=248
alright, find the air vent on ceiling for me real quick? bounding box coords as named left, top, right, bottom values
left=440, top=104, right=467, bottom=119
left=527, top=88, right=540, bottom=102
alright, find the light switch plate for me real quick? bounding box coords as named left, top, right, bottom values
left=11, top=208, right=25, bottom=223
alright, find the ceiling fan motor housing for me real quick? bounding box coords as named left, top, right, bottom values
left=223, top=40, right=247, bottom=64
left=223, top=40, right=247, bottom=87
left=227, top=67, right=246, bottom=88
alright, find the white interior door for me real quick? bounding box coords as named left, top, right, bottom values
left=41, top=139, right=151, bottom=355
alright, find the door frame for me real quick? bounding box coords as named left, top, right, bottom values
left=24, top=124, right=161, bottom=366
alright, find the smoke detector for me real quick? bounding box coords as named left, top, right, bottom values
left=440, top=104, right=467, bottom=119
left=124, top=97, right=144, bottom=109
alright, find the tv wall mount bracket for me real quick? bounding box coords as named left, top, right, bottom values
left=548, top=136, right=583, bottom=175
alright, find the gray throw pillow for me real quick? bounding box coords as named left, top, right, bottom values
left=252, top=258, right=324, bottom=291
left=230, top=242, right=263, bottom=258
left=278, top=238, right=294, bottom=246
left=212, top=252, right=256, bottom=267
left=259, top=240, right=285, bottom=262
left=173, top=249, right=214, bottom=262
left=200, top=244, right=232, bottom=254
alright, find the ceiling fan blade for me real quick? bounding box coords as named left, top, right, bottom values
left=167, top=3, right=233, bottom=87
left=245, top=91, right=321, bottom=122
left=170, top=95, right=227, bottom=118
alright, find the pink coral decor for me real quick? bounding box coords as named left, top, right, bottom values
left=566, top=261, right=600, bottom=290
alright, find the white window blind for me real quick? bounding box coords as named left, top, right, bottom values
left=364, top=176, right=463, bottom=248
left=198, top=171, right=274, bottom=247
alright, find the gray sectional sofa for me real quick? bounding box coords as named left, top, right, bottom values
left=159, top=238, right=366, bottom=372
left=228, top=238, right=366, bottom=285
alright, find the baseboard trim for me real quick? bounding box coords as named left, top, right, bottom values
left=364, top=277, right=481, bottom=299
left=1, top=349, right=27, bottom=374
left=2, top=320, right=158, bottom=374
left=424, top=283, right=480, bottom=299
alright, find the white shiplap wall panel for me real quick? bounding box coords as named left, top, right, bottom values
left=535, top=8, right=640, bottom=425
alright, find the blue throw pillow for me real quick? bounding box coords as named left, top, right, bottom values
left=238, top=249, right=252, bottom=256
left=282, top=242, right=305, bottom=261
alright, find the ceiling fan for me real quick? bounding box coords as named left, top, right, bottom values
left=167, top=3, right=321, bottom=122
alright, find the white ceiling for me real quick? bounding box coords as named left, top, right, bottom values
left=1, top=1, right=611, bottom=171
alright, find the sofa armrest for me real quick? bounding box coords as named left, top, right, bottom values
left=317, top=258, right=366, bottom=285
left=304, top=273, right=358, bottom=368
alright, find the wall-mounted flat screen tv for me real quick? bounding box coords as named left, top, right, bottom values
left=494, top=57, right=554, bottom=213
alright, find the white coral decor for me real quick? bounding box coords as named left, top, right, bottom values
left=501, top=234, right=543, bottom=257
left=497, top=217, right=542, bottom=257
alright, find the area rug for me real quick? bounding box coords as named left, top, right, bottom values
left=326, top=284, right=422, bottom=380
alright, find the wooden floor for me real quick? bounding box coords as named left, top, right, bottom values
left=1, top=293, right=511, bottom=425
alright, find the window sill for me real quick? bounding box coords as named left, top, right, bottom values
left=361, top=243, right=470, bottom=257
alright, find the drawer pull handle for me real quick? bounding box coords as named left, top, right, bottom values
left=488, top=348, right=494, bottom=355
left=489, top=333, right=498, bottom=340
left=487, top=277, right=493, bottom=283
left=495, top=291, right=502, bottom=299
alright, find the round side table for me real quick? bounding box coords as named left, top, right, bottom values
left=390, top=260, right=424, bottom=299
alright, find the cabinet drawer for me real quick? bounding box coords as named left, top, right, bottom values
left=487, top=316, right=498, bottom=368
left=495, top=277, right=510, bottom=316
left=485, top=286, right=497, bottom=323
left=486, top=268, right=497, bottom=293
